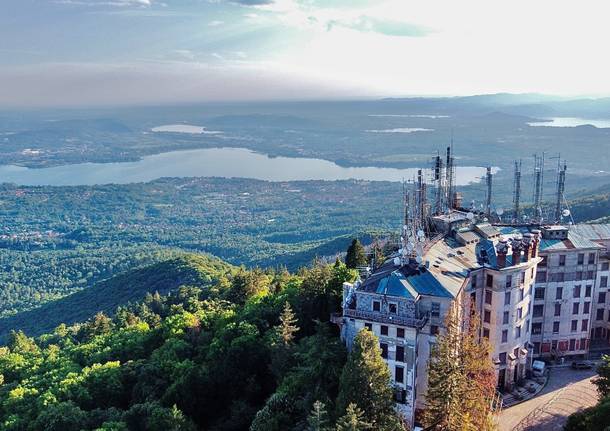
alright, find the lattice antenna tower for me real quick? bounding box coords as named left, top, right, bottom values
left=532, top=153, right=545, bottom=223
left=445, top=142, right=455, bottom=212
left=512, top=160, right=522, bottom=223
left=433, top=152, right=444, bottom=215
left=485, top=166, right=493, bottom=218
left=554, top=157, right=567, bottom=223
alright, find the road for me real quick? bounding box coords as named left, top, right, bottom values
left=498, top=367, right=599, bottom=431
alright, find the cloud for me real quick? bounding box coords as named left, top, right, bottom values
left=230, top=0, right=275, bottom=5
left=327, top=15, right=429, bottom=37
left=55, top=0, right=152, bottom=6
left=208, top=20, right=225, bottom=26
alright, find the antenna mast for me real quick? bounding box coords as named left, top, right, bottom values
left=485, top=166, right=493, bottom=218
left=533, top=153, right=545, bottom=223
left=554, top=158, right=567, bottom=223
left=512, top=160, right=522, bottom=223
left=445, top=143, right=455, bottom=211
left=433, top=153, right=444, bottom=215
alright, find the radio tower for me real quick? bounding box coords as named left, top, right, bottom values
left=554, top=159, right=567, bottom=223
left=433, top=153, right=444, bottom=215
left=445, top=143, right=455, bottom=211
left=485, top=166, right=493, bottom=218
left=532, top=153, right=545, bottom=223
left=512, top=160, right=522, bottom=223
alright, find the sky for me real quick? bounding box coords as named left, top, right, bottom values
left=1, top=0, right=610, bottom=107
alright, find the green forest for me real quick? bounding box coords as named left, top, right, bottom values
left=0, top=254, right=412, bottom=430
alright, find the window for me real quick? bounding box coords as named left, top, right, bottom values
left=554, top=303, right=561, bottom=317
left=559, top=255, right=566, bottom=266
left=601, top=276, right=608, bottom=288
left=389, top=303, right=397, bottom=314
left=569, top=339, right=576, bottom=351
left=553, top=321, right=560, bottom=333
left=552, top=340, right=558, bottom=350
left=501, top=329, right=508, bottom=342
left=573, top=302, right=580, bottom=315
left=485, top=290, right=492, bottom=305
left=396, top=327, right=405, bottom=338
left=517, top=307, right=523, bottom=320
left=578, top=253, right=585, bottom=265
left=504, top=291, right=511, bottom=305
left=597, top=309, right=605, bottom=321
left=536, top=271, right=547, bottom=283
left=365, top=323, right=372, bottom=331
left=380, top=343, right=388, bottom=358
left=533, top=304, right=544, bottom=317
left=471, top=274, right=477, bottom=288
left=515, top=325, right=521, bottom=339
left=555, top=286, right=563, bottom=300
left=526, top=319, right=530, bottom=333
left=602, top=262, right=610, bottom=271
left=532, top=322, right=542, bottom=334
left=584, top=302, right=591, bottom=314
left=395, top=366, right=404, bottom=383
left=533, top=342, right=541, bottom=354
left=483, top=328, right=490, bottom=339
left=576, top=271, right=583, bottom=281
left=582, top=319, right=588, bottom=331
left=587, top=271, right=595, bottom=280
left=486, top=274, right=493, bottom=287
left=381, top=325, right=388, bottom=336
left=557, top=273, right=565, bottom=283
left=573, top=285, right=581, bottom=298
left=581, top=338, right=588, bottom=350
left=503, top=311, right=509, bottom=325
left=484, top=310, right=491, bottom=323
left=589, top=253, right=596, bottom=265
left=571, top=320, right=578, bottom=332
left=430, top=325, right=439, bottom=335
left=396, top=346, right=405, bottom=362
left=535, top=287, right=545, bottom=300
left=431, top=302, right=441, bottom=317
left=586, top=285, right=592, bottom=297
left=506, top=275, right=512, bottom=288
left=373, top=301, right=381, bottom=312
left=599, top=292, right=607, bottom=304
left=519, top=288, right=524, bottom=302
left=499, top=352, right=507, bottom=364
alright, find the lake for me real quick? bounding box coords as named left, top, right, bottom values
left=0, top=147, right=493, bottom=186
left=527, top=117, right=610, bottom=128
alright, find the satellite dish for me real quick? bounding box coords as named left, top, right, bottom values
left=416, top=244, right=424, bottom=256
left=417, top=229, right=425, bottom=238
left=466, top=212, right=475, bottom=220
left=483, top=217, right=488, bottom=222
left=497, top=208, right=504, bottom=216
left=415, top=256, right=423, bottom=264
left=398, top=248, right=404, bottom=254
left=562, top=209, right=571, bottom=217
left=393, top=257, right=401, bottom=266
left=406, top=243, right=414, bottom=252
left=403, top=225, right=408, bottom=231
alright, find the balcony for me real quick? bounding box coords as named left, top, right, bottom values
left=343, top=308, right=428, bottom=329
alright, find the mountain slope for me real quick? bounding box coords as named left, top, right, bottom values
left=0, top=253, right=234, bottom=340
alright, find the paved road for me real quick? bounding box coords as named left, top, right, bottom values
left=498, top=367, right=599, bottom=431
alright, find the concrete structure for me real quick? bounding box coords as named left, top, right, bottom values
left=334, top=212, right=610, bottom=427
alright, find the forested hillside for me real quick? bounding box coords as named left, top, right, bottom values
left=0, top=255, right=408, bottom=430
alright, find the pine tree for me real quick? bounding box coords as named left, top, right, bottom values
left=337, top=329, right=403, bottom=430
left=424, top=305, right=464, bottom=430
left=306, top=400, right=330, bottom=431
left=279, top=301, right=299, bottom=345
left=424, top=305, right=498, bottom=431
left=345, top=239, right=367, bottom=269
left=335, top=403, right=371, bottom=431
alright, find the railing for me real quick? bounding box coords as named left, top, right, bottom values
left=343, top=308, right=428, bottom=329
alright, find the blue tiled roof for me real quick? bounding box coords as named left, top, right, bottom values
left=406, top=270, right=453, bottom=298
left=375, top=270, right=416, bottom=299
left=478, top=239, right=497, bottom=267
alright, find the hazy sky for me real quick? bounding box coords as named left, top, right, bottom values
left=1, top=0, right=609, bottom=107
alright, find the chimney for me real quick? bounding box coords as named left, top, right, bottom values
left=531, top=230, right=541, bottom=258
left=496, top=239, right=508, bottom=269
left=511, top=237, right=523, bottom=266
left=522, top=233, right=533, bottom=261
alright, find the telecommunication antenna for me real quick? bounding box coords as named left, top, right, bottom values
left=433, top=153, right=444, bottom=215
left=532, top=153, right=545, bottom=223
left=512, top=160, right=522, bottom=223
left=445, top=142, right=455, bottom=212
left=554, top=158, right=567, bottom=223
left=485, top=166, right=493, bottom=218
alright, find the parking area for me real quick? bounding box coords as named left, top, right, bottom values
left=498, top=366, right=599, bottom=431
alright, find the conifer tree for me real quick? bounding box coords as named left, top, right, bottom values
left=306, top=400, right=330, bottom=431
left=337, top=329, right=403, bottom=430
left=279, top=301, right=299, bottom=345
left=335, top=403, right=371, bottom=431
left=345, top=239, right=367, bottom=269
left=424, top=305, right=498, bottom=431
